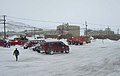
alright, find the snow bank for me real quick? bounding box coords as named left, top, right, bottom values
left=0, top=38, right=120, bottom=76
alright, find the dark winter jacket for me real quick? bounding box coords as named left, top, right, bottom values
left=13, top=49, right=19, bottom=56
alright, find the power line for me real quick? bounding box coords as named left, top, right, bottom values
left=2, top=15, right=120, bottom=33
left=7, top=16, right=63, bottom=23
left=7, top=16, right=84, bottom=25
left=0, top=15, right=119, bottom=27
left=6, top=19, right=37, bottom=28
left=7, top=15, right=120, bottom=28
left=8, top=16, right=120, bottom=29
left=7, top=22, right=35, bottom=29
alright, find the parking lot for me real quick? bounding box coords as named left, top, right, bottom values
left=0, top=39, right=120, bottom=76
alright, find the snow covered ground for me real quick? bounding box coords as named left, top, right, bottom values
left=0, top=38, right=120, bottom=76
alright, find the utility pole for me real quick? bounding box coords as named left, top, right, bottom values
left=61, top=23, right=64, bottom=36
left=3, top=15, right=6, bottom=39
left=33, top=27, right=35, bottom=39
left=85, top=21, right=88, bottom=37
left=107, top=26, right=110, bottom=37
left=117, top=28, right=119, bottom=34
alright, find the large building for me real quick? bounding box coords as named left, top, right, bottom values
left=57, top=23, right=80, bottom=36
left=44, top=23, right=80, bottom=39
left=86, top=27, right=114, bottom=36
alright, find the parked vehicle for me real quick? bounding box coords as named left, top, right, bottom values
left=24, top=40, right=46, bottom=49
left=9, top=37, right=28, bottom=45
left=67, top=36, right=91, bottom=45
left=67, top=36, right=85, bottom=45
left=39, top=41, right=69, bottom=55
left=0, top=39, right=10, bottom=47
left=32, top=42, right=45, bottom=52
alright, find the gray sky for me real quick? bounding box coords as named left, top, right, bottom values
left=0, top=0, right=120, bottom=33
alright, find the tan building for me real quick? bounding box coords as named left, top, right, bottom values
left=87, top=28, right=114, bottom=36
left=57, top=23, right=80, bottom=36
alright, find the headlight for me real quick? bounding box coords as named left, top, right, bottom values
left=15, top=40, right=18, bottom=42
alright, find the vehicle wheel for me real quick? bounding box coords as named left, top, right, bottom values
left=24, top=47, right=28, bottom=49
left=37, top=50, right=40, bottom=53
left=33, top=48, right=36, bottom=51
left=65, top=49, right=69, bottom=53
left=45, top=52, right=49, bottom=54
left=75, top=43, right=78, bottom=45
left=11, top=44, right=15, bottom=46
left=80, top=42, right=83, bottom=45
left=49, top=50, right=54, bottom=55
left=72, top=43, right=75, bottom=45
left=4, top=45, right=6, bottom=47
left=68, top=42, right=71, bottom=45
left=61, top=51, right=64, bottom=53
left=6, top=45, right=10, bottom=48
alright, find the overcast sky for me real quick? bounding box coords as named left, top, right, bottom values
left=0, top=0, right=120, bottom=32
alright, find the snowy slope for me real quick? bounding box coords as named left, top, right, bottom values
left=0, top=39, right=120, bottom=76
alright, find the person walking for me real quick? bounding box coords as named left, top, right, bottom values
left=13, top=48, right=19, bottom=61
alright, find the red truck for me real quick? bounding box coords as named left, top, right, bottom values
left=40, top=41, right=69, bottom=55
left=67, top=36, right=90, bottom=45
left=9, top=38, right=28, bottom=45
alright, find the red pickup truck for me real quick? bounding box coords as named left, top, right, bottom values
left=9, top=38, right=28, bottom=45
left=67, top=36, right=91, bottom=45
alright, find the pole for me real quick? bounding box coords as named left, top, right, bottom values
left=33, top=27, right=35, bottom=39
left=107, top=26, right=109, bottom=37
left=117, top=28, right=119, bottom=34
left=85, top=21, right=88, bottom=37
left=62, top=25, right=63, bottom=36
left=3, top=15, right=6, bottom=39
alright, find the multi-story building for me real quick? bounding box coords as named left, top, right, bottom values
left=57, top=23, right=80, bottom=36
left=43, top=23, right=80, bottom=39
